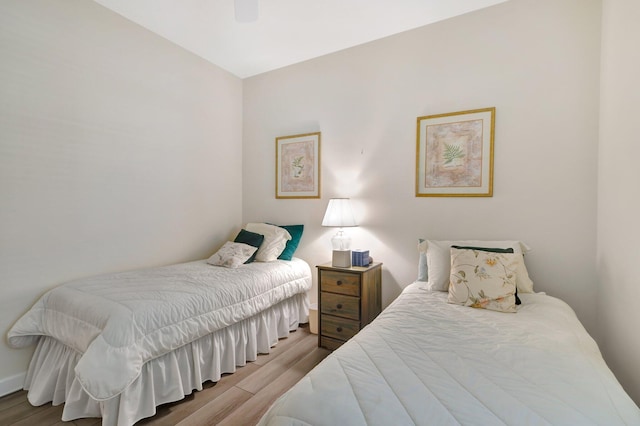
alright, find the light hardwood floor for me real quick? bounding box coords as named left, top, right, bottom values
left=0, top=326, right=328, bottom=426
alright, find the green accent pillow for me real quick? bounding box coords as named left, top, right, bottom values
left=234, top=229, right=264, bottom=263
left=451, top=245, right=514, bottom=253
left=277, top=225, right=304, bottom=260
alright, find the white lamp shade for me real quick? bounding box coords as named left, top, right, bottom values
left=321, top=198, right=357, bottom=227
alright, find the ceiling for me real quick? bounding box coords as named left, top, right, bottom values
left=94, top=0, right=508, bottom=79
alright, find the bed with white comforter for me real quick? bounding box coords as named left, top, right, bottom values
left=9, top=257, right=311, bottom=425
left=259, top=283, right=640, bottom=426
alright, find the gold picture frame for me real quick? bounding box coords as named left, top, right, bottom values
left=416, top=107, right=495, bottom=197
left=276, top=132, right=321, bottom=199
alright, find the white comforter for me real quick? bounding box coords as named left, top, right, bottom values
left=9, top=258, right=311, bottom=401
left=260, top=283, right=640, bottom=426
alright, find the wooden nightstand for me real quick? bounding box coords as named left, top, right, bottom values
left=317, top=262, right=382, bottom=350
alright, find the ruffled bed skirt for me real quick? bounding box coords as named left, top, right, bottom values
left=23, top=293, right=309, bottom=426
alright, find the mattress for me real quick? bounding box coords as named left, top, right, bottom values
left=8, top=257, right=312, bottom=425
left=259, top=283, right=640, bottom=426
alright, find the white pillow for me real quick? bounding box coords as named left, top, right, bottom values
left=207, top=241, right=258, bottom=268
left=245, top=223, right=292, bottom=262
left=417, top=239, right=428, bottom=282
left=448, top=248, right=518, bottom=313
left=421, top=239, right=533, bottom=293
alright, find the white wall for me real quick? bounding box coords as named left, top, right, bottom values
left=243, top=0, right=601, bottom=331
left=0, top=0, right=243, bottom=390
left=598, top=0, right=640, bottom=404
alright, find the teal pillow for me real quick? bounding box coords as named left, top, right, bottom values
left=277, top=224, right=304, bottom=260
left=234, top=229, right=264, bottom=263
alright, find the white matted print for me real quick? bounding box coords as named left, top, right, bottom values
left=416, top=107, right=494, bottom=197
left=276, top=132, right=321, bottom=199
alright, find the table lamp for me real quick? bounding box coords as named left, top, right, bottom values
left=321, top=198, right=357, bottom=267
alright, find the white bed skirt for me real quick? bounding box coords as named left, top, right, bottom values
left=23, top=292, right=309, bottom=426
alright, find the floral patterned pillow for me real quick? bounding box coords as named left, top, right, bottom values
left=207, top=242, right=258, bottom=268
left=447, top=248, right=519, bottom=313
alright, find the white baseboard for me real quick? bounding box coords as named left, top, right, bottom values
left=0, top=372, right=25, bottom=397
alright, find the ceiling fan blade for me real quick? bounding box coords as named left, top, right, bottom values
left=234, top=0, right=259, bottom=23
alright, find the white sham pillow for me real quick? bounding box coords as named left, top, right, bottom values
left=207, top=242, right=258, bottom=268
left=448, top=248, right=518, bottom=313
left=245, top=223, right=292, bottom=262
left=417, top=239, right=428, bottom=282
left=421, top=239, right=533, bottom=293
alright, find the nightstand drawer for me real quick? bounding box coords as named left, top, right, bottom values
left=320, top=270, right=360, bottom=296
left=320, top=292, right=359, bottom=321
left=321, top=314, right=360, bottom=341
left=320, top=336, right=345, bottom=351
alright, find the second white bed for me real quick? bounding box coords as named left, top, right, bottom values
left=259, top=283, right=640, bottom=425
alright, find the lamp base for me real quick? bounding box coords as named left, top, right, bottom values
left=332, top=250, right=352, bottom=268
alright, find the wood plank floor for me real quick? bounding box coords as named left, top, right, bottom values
left=0, top=326, right=329, bottom=426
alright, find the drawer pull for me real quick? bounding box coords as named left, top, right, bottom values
left=336, top=303, right=343, bottom=309
left=336, top=326, right=343, bottom=332
left=336, top=280, right=343, bottom=285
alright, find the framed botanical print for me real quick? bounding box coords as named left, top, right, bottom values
left=416, top=107, right=495, bottom=197
left=276, top=132, right=321, bottom=199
